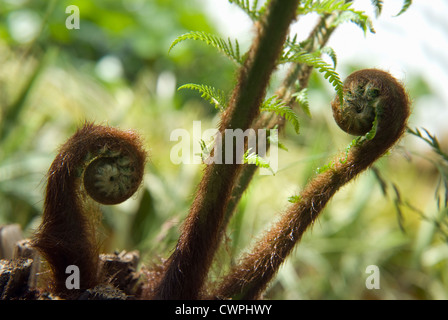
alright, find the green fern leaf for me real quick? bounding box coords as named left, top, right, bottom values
left=268, top=127, right=288, bottom=151
left=319, top=46, right=337, bottom=68
left=196, top=138, right=216, bottom=163
left=169, top=31, right=243, bottom=65
left=178, top=83, right=228, bottom=111
left=283, top=35, right=338, bottom=68
left=332, top=9, right=375, bottom=34
left=292, top=88, right=311, bottom=118
left=407, top=127, right=448, bottom=209
left=243, top=148, right=274, bottom=173
left=370, top=0, right=383, bottom=17
left=261, top=96, right=300, bottom=134
left=407, top=127, right=448, bottom=162
left=282, top=35, right=302, bottom=62
left=298, top=0, right=375, bottom=34
left=282, top=50, right=343, bottom=104
left=288, top=195, right=302, bottom=203
left=229, top=0, right=266, bottom=21
left=396, top=0, right=412, bottom=16
left=298, top=0, right=352, bottom=15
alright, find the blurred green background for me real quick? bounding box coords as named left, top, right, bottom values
left=0, top=0, right=447, bottom=299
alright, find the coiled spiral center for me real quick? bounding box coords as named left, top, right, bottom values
left=84, top=154, right=139, bottom=204
left=332, top=73, right=382, bottom=136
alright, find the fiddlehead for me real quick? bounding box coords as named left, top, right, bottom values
left=32, top=122, right=146, bottom=296
left=213, top=68, right=410, bottom=299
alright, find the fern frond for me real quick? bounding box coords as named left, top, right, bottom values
left=298, top=0, right=375, bottom=34
left=319, top=46, right=337, bottom=68
left=407, top=127, right=448, bottom=209
left=298, top=0, right=352, bottom=15
left=169, top=31, right=243, bottom=65
left=243, top=148, right=273, bottom=173
left=281, top=50, right=343, bottom=104
left=261, top=96, right=300, bottom=134
left=178, top=83, right=228, bottom=111
left=229, top=0, right=266, bottom=21
left=196, top=138, right=215, bottom=163
left=282, top=35, right=303, bottom=62
left=292, top=88, right=311, bottom=118
left=407, top=127, right=448, bottom=162
left=370, top=0, right=383, bottom=17
left=288, top=195, right=302, bottom=204
left=268, top=127, right=288, bottom=151
left=283, top=35, right=337, bottom=68
left=396, top=0, right=412, bottom=16
left=331, top=9, right=375, bottom=34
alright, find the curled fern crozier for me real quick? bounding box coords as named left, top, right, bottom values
left=32, top=123, right=146, bottom=295
left=213, top=68, right=410, bottom=299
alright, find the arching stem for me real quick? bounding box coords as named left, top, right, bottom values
left=214, top=69, right=410, bottom=299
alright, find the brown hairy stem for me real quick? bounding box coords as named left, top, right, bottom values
left=32, top=122, right=146, bottom=296
left=222, top=13, right=339, bottom=227
left=149, top=0, right=300, bottom=300
left=213, top=69, right=410, bottom=299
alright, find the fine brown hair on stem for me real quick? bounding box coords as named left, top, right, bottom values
left=32, top=122, right=146, bottom=297
left=213, top=68, right=411, bottom=300
left=148, top=0, right=300, bottom=300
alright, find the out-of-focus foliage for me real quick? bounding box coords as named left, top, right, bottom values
left=0, top=0, right=236, bottom=254
left=0, top=0, right=236, bottom=107
left=0, top=0, right=446, bottom=300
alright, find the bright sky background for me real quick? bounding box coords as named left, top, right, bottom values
left=204, top=0, right=448, bottom=140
